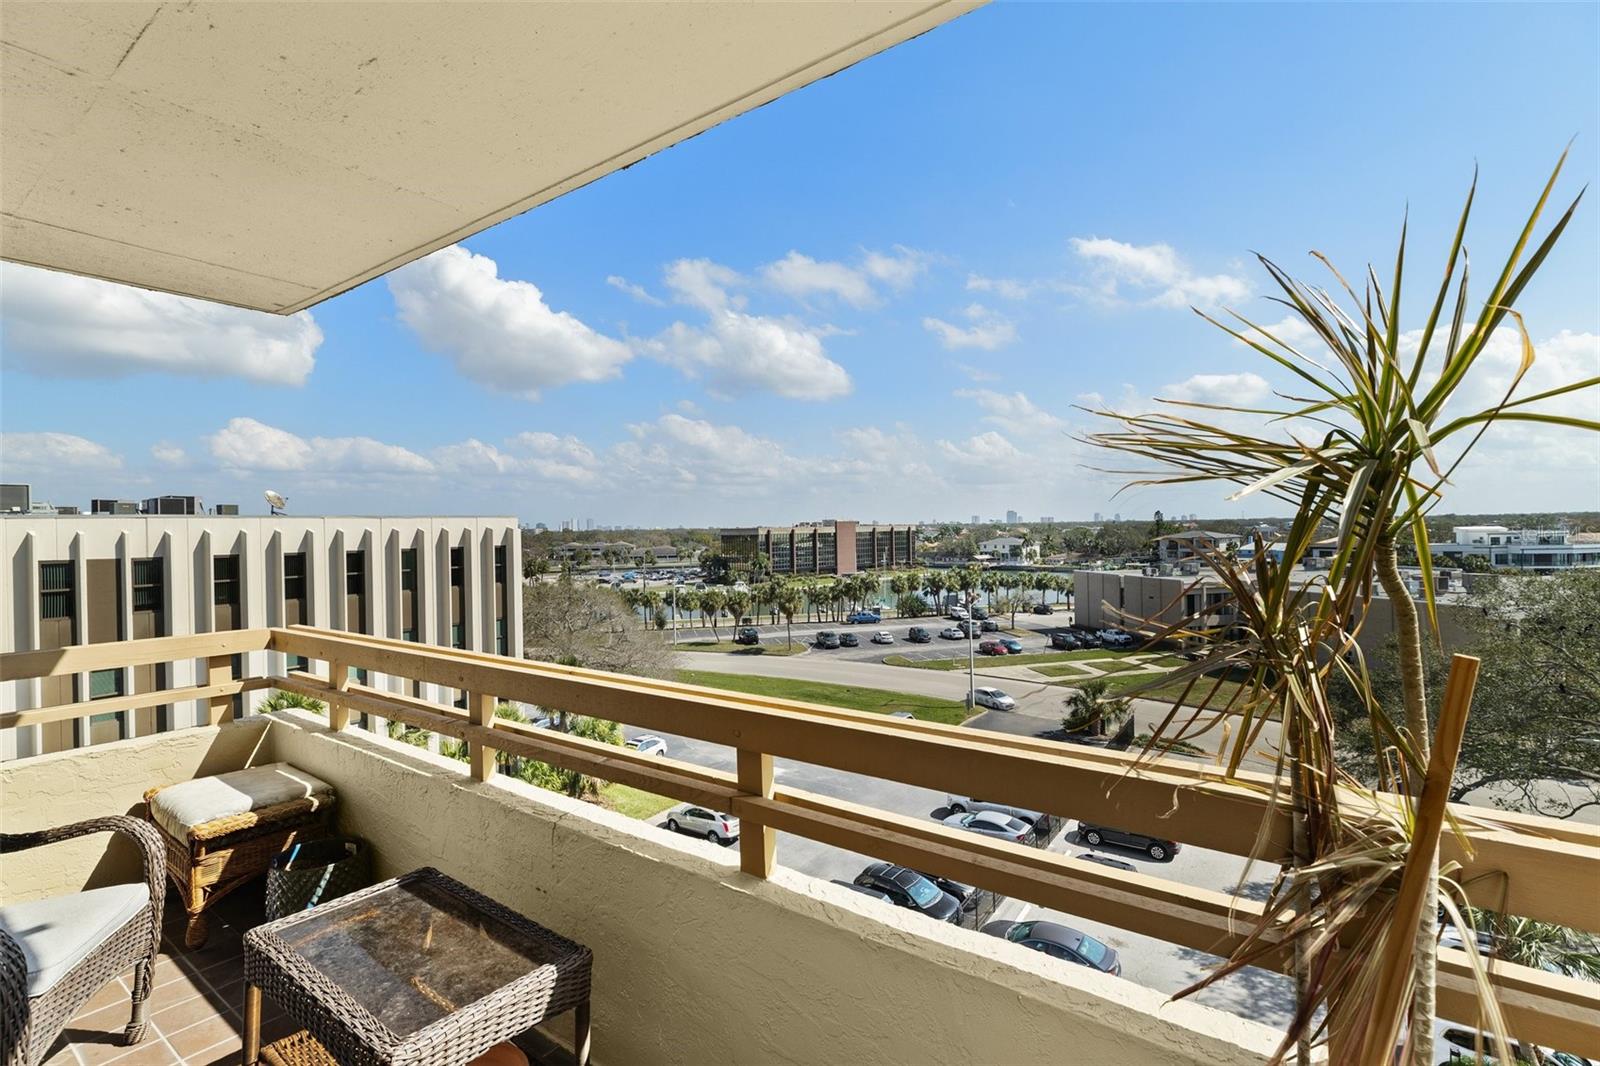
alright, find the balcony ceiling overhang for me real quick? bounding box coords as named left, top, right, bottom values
left=1, top=1, right=980, bottom=314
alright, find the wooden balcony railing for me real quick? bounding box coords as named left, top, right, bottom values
left=4, top=626, right=1598, bottom=1056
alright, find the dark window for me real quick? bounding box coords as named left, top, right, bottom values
left=41, top=562, right=74, bottom=620
left=402, top=627, right=417, bottom=643
left=453, top=691, right=468, bottom=709
left=345, top=551, right=365, bottom=595
left=496, top=618, right=508, bottom=655
left=284, top=553, right=306, bottom=599
left=451, top=623, right=464, bottom=649
left=349, top=665, right=368, bottom=684
left=288, top=655, right=308, bottom=671
left=213, top=555, right=240, bottom=605
left=132, top=558, right=164, bottom=611
left=494, top=545, right=506, bottom=584
left=400, top=549, right=418, bottom=592
left=450, top=547, right=465, bottom=586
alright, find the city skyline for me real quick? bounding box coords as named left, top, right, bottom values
left=3, top=4, right=1597, bottom=526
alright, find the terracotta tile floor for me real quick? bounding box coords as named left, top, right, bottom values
left=45, top=884, right=579, bottom=1065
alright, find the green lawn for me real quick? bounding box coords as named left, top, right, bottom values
left=600, top=782, right=677, bottom=820
left=1083, top=670, right=1249, bottom=707
left=884, top=647, right=1160, bottom=671
left=675, top=639, right=807, bottom=656
left=676, top=669, right=971, bottom=725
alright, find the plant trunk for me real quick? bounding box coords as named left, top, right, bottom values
left=1376, top=534, right=1436, bottom=1066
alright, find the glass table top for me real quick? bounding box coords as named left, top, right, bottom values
left=278, top=877, right=561, bottom=1037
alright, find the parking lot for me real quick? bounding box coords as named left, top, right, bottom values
left=672, top=607, right=1074, bottom=665
left=618, top=705, right=1296, bottom=1030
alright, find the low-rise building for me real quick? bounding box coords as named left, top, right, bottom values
left=720, top=521, right=915, bottom=576
left=978, top=536, right=1040, bottom=563
left=1154, top=530, right=1242, bottom=562
left=2, top=512, right=520, bottom=760
left=1431, top=526, right=1600, bottom=572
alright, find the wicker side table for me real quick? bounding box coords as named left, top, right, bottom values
left=242, top=867, right=593, bottom=1066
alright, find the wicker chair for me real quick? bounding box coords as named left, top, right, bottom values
left=0, top=816, right=164, bottom=1066
left=144, top=781, right=333, bottom=949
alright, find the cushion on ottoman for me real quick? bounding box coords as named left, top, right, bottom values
left=150, top=762, right=334, bottom=840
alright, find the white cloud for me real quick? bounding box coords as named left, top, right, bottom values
left=0, top=262, right=321, bottom=385
left=613, top=415, right=803, bottom=490
left=605, top=275, right=665, bottom=307
left=923, top=304, right=1017, bottom=350
left=0, top=432, right=122, bottom=472
left=388, top=245, right=632, bottom=400
left=966, top=274, right=1040, bottom=301
left=761, top=251, right=877, bottom=307
left=1068, top=236, right=1250, bottom=309
left=645, top=257, right=851, bottom=400
left=433, top=432, right=601, bottom=484
left=957, top=388, right=1069, bottom=433
left=1160, top=372, right=1274, bottom=406
left=760, top=246, right=927, bottom=308
left=150, top=442, right=187, bottom=466
left=936, top=430, right=1024, bottom=465
left=663, top=258, right=746, bottom=312
left=207, top=417, right=433, bottom=474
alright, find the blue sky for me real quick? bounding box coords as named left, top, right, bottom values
left=4, top=2, right=1597, bottom=526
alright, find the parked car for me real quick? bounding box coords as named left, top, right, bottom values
left=982, top=920, right=1122, bottom=976
left=1049, top=631, right=1082, bottom=650
left=839, top=632, right=860, bottom=648
left=998, top=636, right=1024, bottom=654
left=957, top=620, right=980, bottom=637
left=917, top=871, right=975, bottom=904
left=889, top=711, right=915, bottom=720
left=815, top=630, right=841, bottom=649
left=969, top=607, right=989, bottom=621
left=852, top=863, right=961, bottom=923
left=979, top=618, right=1001, bottom=632
left=734, top=626, right=761, bottom=645
left=597, top=570, right=613, bottom=579
left=978, top=640, right=1007, bottom=656
left=846, top=610, right=882, bottom=625
left=939, top=626, right=966, bottom=640
left=947, top=607, right=969, bottom=621
left=907, top=626, right=932, bottom=643
left=830, top=879, right=892, bottom=903
left=1074, top=630, right=1104, bottom=649
left=626, top=734, right=668, bottom=756
left=665, top=804, right=739, bottom=844
left=1097, top=628, right=1136, bottom=649
left=944, top=795, right=1042, bottom=823
left=1074, top=852, right=1137, bottom=872
left=1076, top=821, right=1180, bottom=861
left=871, top=630, right=895, bottom=645
left=942, top=810, right=1032, bottom=843
left=967, top=687, right=1016, bottom=711
left=1031, top=604, right=1054, bottom=615
left=622, top=571, right=638, bottom=581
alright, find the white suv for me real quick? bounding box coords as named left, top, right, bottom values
left=665, top=804, right=740, bottom=844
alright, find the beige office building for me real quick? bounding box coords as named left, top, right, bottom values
left=1, top=514, right=520, bottom=760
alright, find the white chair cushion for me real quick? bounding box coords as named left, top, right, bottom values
left=0, top=883, right=148, bottom=996
left=149, top=762, right=334, bottom=840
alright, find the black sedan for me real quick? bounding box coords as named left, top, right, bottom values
left=1077, top=821, right=1181, bottom=862
left=982, top=919, right=1122, bottom=976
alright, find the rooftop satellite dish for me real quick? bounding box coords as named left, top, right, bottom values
left=264, top=490, right=287, bottom=516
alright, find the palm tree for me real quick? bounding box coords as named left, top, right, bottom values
left=698, top=587, right=727, bottom=639
left=674, top=588, right=699, bottom=628
left=1062, top=678, right=1129, bottom=736
left=922, top=570, right=947, bottom=614
left=774, top=582, right=803, bottom=650
left=724, top=590, right=752, bottom=629
left=981, top=570, right=1002, bottom=609
left=641, top=589, right=663, bottom=630
left=1083, top=154, right=1592, bottom=1063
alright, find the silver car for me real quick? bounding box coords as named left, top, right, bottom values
left=944, top=794, right=1043, bottom=823
left=942, top=810, right=1032, bottom=843
left=626, top=734, right=667, bottom=756
left=967, top=687, right=1016, bottom=711
left=665, top=803, right=739, bottom=844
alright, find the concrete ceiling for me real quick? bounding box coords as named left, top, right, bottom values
left=1, top=2, right=980, bottom=314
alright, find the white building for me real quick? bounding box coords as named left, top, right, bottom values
left=1431, top=526, right=1600, bottom=572
left=978, top=536, right=1040, bottom=563
left=1154, top=530, right=1242, bottom=563
left=2, top=513, right=520, bottom=760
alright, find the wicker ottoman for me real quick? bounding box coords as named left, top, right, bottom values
left=143, top=763, right=336, bottom=948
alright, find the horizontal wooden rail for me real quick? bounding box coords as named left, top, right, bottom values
left=0, top=629, right=272, bottom=682
left=0, top=677, right=273, bottom=731
left=269, top=671, right=1599, bottom=1057
left=271, top=626, right=1600, bottom=934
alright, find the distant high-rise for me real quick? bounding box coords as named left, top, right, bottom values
left=1093, top=512, right=1102, bottom=523
left=970, top=514, right=980, bottom=525
left=1113, top=513, right=1122, bottom=522
left=1039, top=515, right=1055, bottom=524
left=1005, top=509, right=1019, bottom=524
